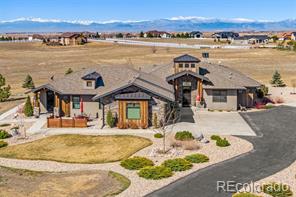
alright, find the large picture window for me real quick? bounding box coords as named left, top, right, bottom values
left=126, top=103, right=141, bottom=120
left=213, top=90, right=227, bottom=103
left=72, top=96, right=80, bottom=109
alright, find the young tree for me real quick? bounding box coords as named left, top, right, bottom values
left=0, top=74, right=11, bottom=102
left=139, top=31, right=144, bottom=38
left=270, top=70, right=286, bottom=87
left=22, top=74, right=35, bottom=89
left=24, top=96, right=33, bottom=117
left=116, top=33, right=123, bottom=38
left=106, top=110, right=115, bottom=128
left=65, top=68, right=73, bottom=75
left=156, top=103, right=180, bottom=153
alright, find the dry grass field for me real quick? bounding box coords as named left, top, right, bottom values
left=0, top=166, right=130, bottom=197
left=0, top=41, right=296, bottom=96
left=0, top=134, right=152, bottom=163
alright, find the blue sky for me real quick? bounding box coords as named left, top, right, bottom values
left=0, top=0, right=295, bottom=21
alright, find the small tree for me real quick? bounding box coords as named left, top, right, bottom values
left=0, top=74, right=11, bottom=102
left=106, top=110, right=115, bottom=128
left=270, top=70, right=286, bottom=87
left=24, top=96, right=33, bottom=117
left=65, top=68, right=73, bottom=75
left=22, top=74, right=35, bottom=89
left=139, top=31, right=144, bottom=38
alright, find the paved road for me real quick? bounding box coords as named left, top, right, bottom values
left=147, top=106, right=296, bottom=197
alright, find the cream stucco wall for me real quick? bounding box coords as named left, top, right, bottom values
left=203, top=89, right=238, bottom=111
left=70, top=95, right=100, bottom=118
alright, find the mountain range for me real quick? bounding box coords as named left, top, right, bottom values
left=0, top=17, right=296, bottom=33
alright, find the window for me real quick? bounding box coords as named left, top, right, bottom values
left=72, top=96, right=80, bottom=109
left=86, top=81, right=92, bottom=87
left=126, top=103, right=141, bottom=120
left=185, top=64, right=189, bottom=68
left=213, top=90, right=227, bottom=103
left=191, top=64, right=195, bottom=68
left=178, top=63, right=183, bottom=68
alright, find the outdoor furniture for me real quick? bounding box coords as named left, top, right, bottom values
left=239, top=104, right=247, bottom=111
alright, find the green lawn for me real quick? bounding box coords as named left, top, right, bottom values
left=0, top=134, right=152, bottom=163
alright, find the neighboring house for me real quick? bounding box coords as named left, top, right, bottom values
left=233, top=35, right=270, bottom=45
left=279, top=32, right=292, bottom=41
left=190, top=31, right=203, bottom=38
left=32, top=54, right=261, bottom=129
left=212, top=32, right=239, bottom=40
left=291, top=32, right=296, bottom=41
left=144, top=30, right=171, bottom=38
left=59, top=33, right=87, bottom=46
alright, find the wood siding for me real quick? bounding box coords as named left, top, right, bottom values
left=118, top=100, right=148, bottom=128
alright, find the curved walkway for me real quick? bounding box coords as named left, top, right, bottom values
left=147, top=106, right=296, bottom=197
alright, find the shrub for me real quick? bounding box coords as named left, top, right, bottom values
left=120, top=156, right=154, bottom=170
left=211, top=135, right=221, bottom=141
left=0, top=140, right=8, bottom=148
left=138, top=166, right=173, bottom=180
left=185, top=154, right=209, bottom=163
left=261, top=182, right=293, bottom=197
left=106, top=110, right=115, bottom=128
left=154, top=133, right=163, bottom=138
left=181, top=140, right=199, bottom=150
left=232, top=193, right=261, bottom=197
left=24, top=96, right=33, bottom=117
left=216, top=138, right=231, bottom=147
left=0, top=123, right=10, bottom=127
left=175, top=131, right=194, bottom=141
left=162, top=158, right=193, bottom=172
left=0, top=130, right=10, bottom=139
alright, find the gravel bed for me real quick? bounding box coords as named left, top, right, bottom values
left=0, top=133, right=253, bottom=197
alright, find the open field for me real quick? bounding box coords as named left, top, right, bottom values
left=0, top=134, right=152, bottom=163
left=0, top=99, right=24, bottom=115
left=0, top=42, right=296, bottom=95
left=0, top=166, right=130, bottom=197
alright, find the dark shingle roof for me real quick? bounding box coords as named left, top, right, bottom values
left=166, top=70, right=210, bottom=82
left=174, top=54, right=201, bottom=63
left=81, top=71, right=101, bottom=80
left=115, top=92, right=151, bottom=100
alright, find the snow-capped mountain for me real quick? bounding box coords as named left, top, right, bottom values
left=0, top=17, right=295, bottom=32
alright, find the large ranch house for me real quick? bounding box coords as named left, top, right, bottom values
left=31, top=54, right=261, bottom=129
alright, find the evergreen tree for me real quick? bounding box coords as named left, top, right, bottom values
left=65, top=68, right=73, bottom=75
left=270, top=70, right=286, bottom=87
left=106, top=110, right=115, bottom=127
left=139, top=31, right=144, bottom=38
left=24, top=96, right=33, bottom=117
left=0, top=74, right=11, bottom=102
left=22, top=74, right=35, bottom=89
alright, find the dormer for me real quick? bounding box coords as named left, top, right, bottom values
left=173, top=54, right=201, bottom=74
left=81, top=71, right=102, bottom=89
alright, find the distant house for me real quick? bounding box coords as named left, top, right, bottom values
left=279, top=32, right=292, bottom=41
left=291, top=32, right=296, bottom=41
left=144, top=30, right=171, bottom=38
left=59, top=33, right=87, bottom=46
left=190, top=31, right=203, bottom=38
left=212, top=32, right=239, bottom=40
left=233, top=35, right=270, bottom=45
left=32, top=34, right=44, bottom=40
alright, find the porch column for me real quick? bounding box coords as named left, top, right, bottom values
left=101, top=100, right=105, bottom=129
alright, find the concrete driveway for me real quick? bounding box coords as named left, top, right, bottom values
left=168, top=108, right=256, bottom=136
left=196, top=111, right=256, bottom=136
left=147, top=106, right=296, bottom=197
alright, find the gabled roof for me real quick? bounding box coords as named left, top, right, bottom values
left=190, top=31, right=203, bottom=35
left=174, top=54, right=201, bottom=63
left=166, top=70, right=210, bottom=82
left=60, top=32, right=82, bottom=38
left=115, top=92, right=151, bottom=100
left=81, top=71, right=101, bottom=80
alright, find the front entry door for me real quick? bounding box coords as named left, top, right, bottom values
left=182, top=87, right=191, bottom=107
